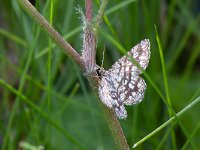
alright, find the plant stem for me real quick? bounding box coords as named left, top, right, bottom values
left=104, top=107, right=130, bottom=150
left=86, top=0, right=92, bottom=22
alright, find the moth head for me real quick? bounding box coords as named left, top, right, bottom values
left=95, top=65, right=105, bottom=80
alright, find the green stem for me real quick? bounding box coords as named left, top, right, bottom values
left=133, top=96, right=200, bottom=148
left=95, top=0, right=108, bottom=36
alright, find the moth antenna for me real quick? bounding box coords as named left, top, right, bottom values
left=101, top=46, right=106, bottom=68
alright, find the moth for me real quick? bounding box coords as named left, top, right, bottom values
left=97, top=39, right=150, bottom=119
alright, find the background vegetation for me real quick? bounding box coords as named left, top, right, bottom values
left=0, top=0, right=200, bottom=149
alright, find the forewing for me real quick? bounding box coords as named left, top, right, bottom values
left=110, top=39, right=150, bottom=76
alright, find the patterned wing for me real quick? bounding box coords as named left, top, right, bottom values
left=110, top=39, right=150, bottom=76
left=99, top=69, right=146, bottom=119
left=98, top=39, right=150, bottom=119
left=98, top=70, right=128, bottom=119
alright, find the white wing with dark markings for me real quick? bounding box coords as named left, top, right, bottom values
left=98, top=39, right=150, bottom=119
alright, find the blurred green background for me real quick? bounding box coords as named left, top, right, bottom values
left=0, top=0, right=200, bottom=149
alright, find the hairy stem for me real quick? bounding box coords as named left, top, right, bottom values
left=82, top=0, right=96, bottom=73
left=84, top=0, right=129, bottom=149
left=86, top=0, right=92, bottom=22
left=82, top=26, right=96, bottom=73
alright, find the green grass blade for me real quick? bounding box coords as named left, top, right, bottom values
left=100, top=29, right=126, bottom=52
left=0, top=78, right=85, bottom=150
left=46, top=0, right=54, bottom=145
left=155, top=26, right=172, bottom=109
left=105, top=0, right=136, bottom=15
left=0, top=27, right=27, bottom=47
left=2, top=33, right=35, bottom=150
left=181, top=122, right=200, bottom=150
left=155, top=25, right=198, bottom=150
left=154, top=25, right=176, bottom=148
left=133, top=94, right=200, bottom=148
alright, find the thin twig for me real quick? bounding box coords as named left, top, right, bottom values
left=104, top=108, right=130, bottom=150
left=86, top=0, right=92, bottom=22
left=17, top=0, right=85, bottom=70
